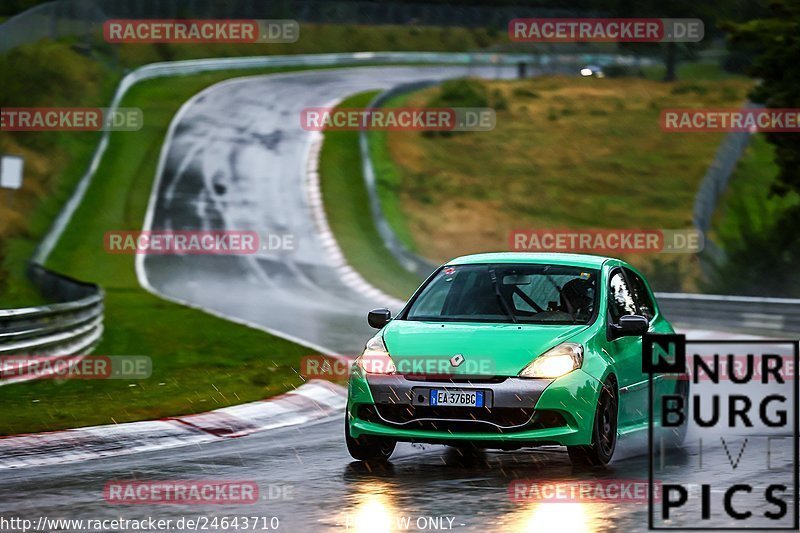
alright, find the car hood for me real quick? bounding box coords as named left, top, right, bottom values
left=382, top=320, right=588, bottom=377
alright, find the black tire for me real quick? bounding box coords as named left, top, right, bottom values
left=568, top=377, right=618, bottom=466
left=344, top=413, right=396, bottom=462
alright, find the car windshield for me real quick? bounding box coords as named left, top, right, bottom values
left=405, top=263, right=599, bottom=325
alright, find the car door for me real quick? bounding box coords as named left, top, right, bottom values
left=625, top=267, right=677, bottom=422
left=606, top=268, right=649, bottom=430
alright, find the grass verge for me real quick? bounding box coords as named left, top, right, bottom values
left=318, top=92, right=424, bottom=301
left=0, top=41, right=119, bottom=307
left=0, top=68, right=333, bottom=436
left=1, top=24, right=507, bottom=308
left=371, top=73, right=753, bottom=292
left=368, top=92, right=420, bottom=255
left=711, top=134, right=782, bottom=239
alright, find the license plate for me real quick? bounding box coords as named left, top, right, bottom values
left=429, top=389, right=484, bottom=407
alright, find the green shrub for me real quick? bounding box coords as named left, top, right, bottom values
left=721, top=86, right=741, bottom=100
left=427, top=78, right=489, bottom=108
left=721, top=49, right=753, bottom=75
left=512, top=87, right=540, bottom=99
left=603, top=65, right=633, bottom=78
left=602, top=65, right=646, bottom=78
left=707, top=201, right=800, bottom=297
left=424, top=79, right=490, bottom=137
left=492, top=89, right=508, bottom=111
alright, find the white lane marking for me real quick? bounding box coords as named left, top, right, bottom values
left=136, top=74, right=409, bottom=357
left=0, top=380, right=346, bottom=470
left=135, top=76, right=342, bottom=357
left=303, top=100, right=405, bottom=310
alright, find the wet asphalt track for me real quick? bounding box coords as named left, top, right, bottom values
left=1, top=66, right=797, bottom=532
left=138, top=65, right=519, bottom=355
left=0, top=418, right=795, bottom=531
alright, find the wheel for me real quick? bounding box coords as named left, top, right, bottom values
left=568, top=377, right=618, bottom=466
left=344, top=412, right=396, bottom=462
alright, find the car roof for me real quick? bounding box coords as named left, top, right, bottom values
left=446, top=252, right=611, bottom=269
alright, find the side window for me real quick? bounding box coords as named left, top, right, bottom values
left=608, top=270, right=636, bottom=323
left=625, top=269, right=655, bottom=321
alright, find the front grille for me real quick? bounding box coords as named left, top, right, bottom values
left=358, top=404, right=566, bottom=434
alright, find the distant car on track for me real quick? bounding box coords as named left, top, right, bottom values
left=580, top=64, right=605, bottom=77
left=345, top=253, right=688, bottom=465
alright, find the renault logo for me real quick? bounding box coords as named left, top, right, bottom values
left=450, top=354, right=465, bottom=367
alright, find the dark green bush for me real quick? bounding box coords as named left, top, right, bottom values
left=707, top=202, right=800, bottom=297
left=512, top=87, right=540, bottom=99
left=603, top=65, right=643, bottom=78
left=427, top=78, right=489, bottom=108
left=492, top=89, right=508, bottom=111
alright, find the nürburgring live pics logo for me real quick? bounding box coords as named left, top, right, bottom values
left=644, top=334, right=799, bottom=530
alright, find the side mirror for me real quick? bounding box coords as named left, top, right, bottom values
left=610, top=314, right=648, bottom=338
left=368, top=308, right=391, bottom=329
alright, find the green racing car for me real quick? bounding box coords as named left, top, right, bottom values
left=345, top=252, right=688, bottom=465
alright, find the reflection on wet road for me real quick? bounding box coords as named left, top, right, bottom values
left=0, top=416, right=658, bottom=532
left=1, top=414, right=793, bottom=531
left=2, top=66, right=796, bottom=533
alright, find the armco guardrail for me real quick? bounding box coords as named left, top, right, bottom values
left=691, top=102, right=761, bottom=272
left=358, top=80, right=799, bottom=337
left=0, top=0, right=602, bottom=53
left=32, top=51, right=655, bottom=265
left=0, top=264, right=104, bottom=361
left=17, top=51, right=638, bottom=376
left=357, top=57, right=652, bottom=279
left=655, top=293, right=800, bottom=336
left=360, top=81, right=442, bottom=278
left=0, top=47, right=789, bottom=379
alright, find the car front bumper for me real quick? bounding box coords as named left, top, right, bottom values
left=347, top=368, right=603, bottom=447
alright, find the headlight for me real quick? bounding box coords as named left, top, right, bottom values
left=355, top=333, right=396, bottom=375
left=519, top=343, right=583, bottom=379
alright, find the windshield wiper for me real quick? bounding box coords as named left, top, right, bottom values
left=488, top=267, right=517, bottom=323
